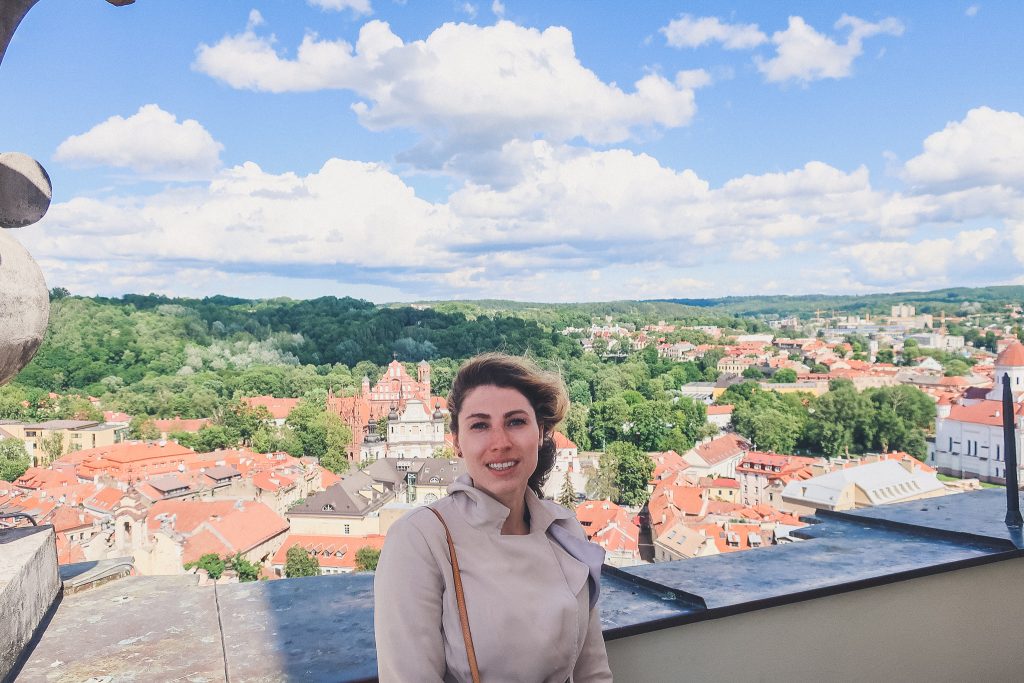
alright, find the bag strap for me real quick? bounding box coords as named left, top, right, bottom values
left=427, top=506, right=482, bottom=683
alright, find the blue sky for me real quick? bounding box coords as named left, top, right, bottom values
left=2, top=0, right=1023, bottom=303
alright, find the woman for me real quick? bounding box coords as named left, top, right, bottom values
left=374, top=353, right=613, bottom=682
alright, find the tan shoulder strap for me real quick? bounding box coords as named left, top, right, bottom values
left=427, top=506, right=482, bottom=683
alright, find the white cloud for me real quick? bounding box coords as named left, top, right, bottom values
left=26, top=159, right=451, bottom=276
left=308, top=0, right=372, bottom=15
left=841, top=228, right=1000, bottom=283
left=902, top=107, right=1024, bottom=190
left=461, top=3, right=478, bottom=19
left=246, top=9, right=264, bottom=30
left=194, top=19, right=703, bottom=174
left=756, top=15, right=904, bottom=83
left=53, top=104, right=224, bottom=180
left=492, top=1, right=505, bottom=18
left=661, top=15, right=767, bottom=50
left=966, top=5, right=980, bottom=17
left=33, top=109, right=1024, bottom=300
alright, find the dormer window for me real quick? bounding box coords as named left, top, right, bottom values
left=323, top=503, right=335, bottom=511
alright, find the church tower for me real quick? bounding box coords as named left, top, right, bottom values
left=986, top=340, right=1024, bottom=401
left=418, top=360, right=431, bottom=395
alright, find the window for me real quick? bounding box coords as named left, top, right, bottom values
left=323, top=504, right=335, bottom=511
left=997, top=445, right=1001, bottom=461
left=344, top=524, right=351, bottom=534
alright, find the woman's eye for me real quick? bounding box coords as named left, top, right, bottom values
left=507, top=417, right=527, bottom=427
left=469, top=422, right=488, bottom=430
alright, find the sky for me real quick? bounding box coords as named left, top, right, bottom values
left=2, top=0, right=1024, bottom=304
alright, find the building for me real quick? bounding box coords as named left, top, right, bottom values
left=929, top=341, right=1024, bottom=484
left=781, top=460, right=946, bottom=512
left=364, top=399, right=445, bottom=461
left=575, top=500, right=642, bottom=567
left=10, top=420, right=122, bottom=465
left=140, top=499, right=289, bottom=575
left=241, top=396, right=301, bottom=426
left=329, top=360, right=445, bottom=461
left=287, top=470, right=394, bottom=536
left=271, top=534, right=386, bottom=576
left=735, top=452, right=820, bottom=508
left=682, top=434, right=752, bottom=479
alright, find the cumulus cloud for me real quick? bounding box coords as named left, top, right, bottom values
left=661, top=15, right=767, bottom=50
left=53, top=104, right=224, bottom=180
left=33, top=108, right=1024, bottom=300
left=756, top=15, right=904, bottom=83
left=841, top=228, right=1000, bottom=283
left=902, top=107, right=1024, bottom=190
left=26, top=159, right=451, bottom=279
left=194, top=19, right=704, bottom=175
left=308, top=0, right=372, bottom=15
left=492, top=0, right=505, bottom=18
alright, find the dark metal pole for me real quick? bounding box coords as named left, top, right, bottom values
left=1001, top=374, right=1022, bottom=527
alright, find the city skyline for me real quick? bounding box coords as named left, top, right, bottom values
left=2, top=1, right=1023, bottom=303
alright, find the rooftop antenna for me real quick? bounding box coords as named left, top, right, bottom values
left=1000, top=374, right=1022, bottom=528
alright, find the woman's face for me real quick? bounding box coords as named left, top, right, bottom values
left=453, top=384, right=543, bottom=508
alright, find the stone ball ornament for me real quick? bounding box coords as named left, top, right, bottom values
left=0, top=151, right=52, bottom=228
left=0, top=152, right=51, bottom=385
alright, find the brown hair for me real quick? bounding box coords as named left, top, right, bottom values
left=448, top=353, right=569, bottom=497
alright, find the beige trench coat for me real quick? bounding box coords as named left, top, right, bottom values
left=374, top=475, right=613, bottom=682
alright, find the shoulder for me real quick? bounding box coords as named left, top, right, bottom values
left=540, top=500, right=587, bottom=540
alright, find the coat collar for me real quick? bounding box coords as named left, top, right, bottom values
left=447, top=473, right=576, bottom=534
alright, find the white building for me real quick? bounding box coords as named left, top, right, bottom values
left=361, top=399, right=446, bottom=462
left=929, top=341, right=1024, bottom=484
left=781, top=460, right=946, bottom=511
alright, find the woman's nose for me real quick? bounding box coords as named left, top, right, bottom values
left=489, top=427, right=512, bottom=449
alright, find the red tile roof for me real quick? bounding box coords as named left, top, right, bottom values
left=553, top=432, right=577, bottom=450
left=996, top=341, right=1024, bottom=367
left=690, top=434, right=751, bottom=466
left=241, top=396, right=301, bottom=420
left=152, top=417, right=212, bottom=434
left=947, top=400, right=1024, bottom=428
left=148, top=499, right=288, bottom=565
left=271, top=534, right=386, bottom=571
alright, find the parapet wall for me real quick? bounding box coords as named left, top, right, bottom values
left=0, top=525, right=60, bottom=682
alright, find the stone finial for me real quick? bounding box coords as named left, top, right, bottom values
left=0, top=152, right=51, bottom=229
left=0, top=230, right=49, bottom=384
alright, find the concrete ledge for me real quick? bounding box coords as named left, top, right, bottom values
left=0, top=525, right=60, bottom=682
left=59, top=556, right=135, bottom=594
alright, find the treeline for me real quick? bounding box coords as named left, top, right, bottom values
left=659, top=284, right=1024, bottom=318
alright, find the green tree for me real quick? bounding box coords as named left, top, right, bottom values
left=221, top=400, right=273, bottom=446
left=185, top=553, right=226, bottom=580
left=588, top=449, right=619, bottom=501
left=128, top=416, right=161, bottom=441
left=943, top=359, right=971, bottom=377
left=376, top=416, right=389, bottom=440
left=875, top=348, right=894, bottom=364
left=809, top=363, right=829, bottom=374
left=355, top=546, right=381, bottom=572
left=627, top=401, right=672, bottom=451
left=286, top=400, right=352, bottom=464
left=40, top=432, right=65, bottom=464
left=0, top=439, right=31, bottom=481
left=742, top=366, right=764, bottom=379
left=607, top=441, right=654, bottom=507
left=772, top=368, right=797, bottom=384
left=319, top=448, right=351, bottom=475
left=562, top=403, right=591, bottom=451
left=285, top=546, right=320, bottom=578
left=557, top=469, right=577, bottom=509
left=227, top=553, right=260, bottom=582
